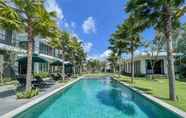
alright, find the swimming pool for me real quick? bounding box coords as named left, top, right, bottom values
left=14, top=78, right=182, bottom=118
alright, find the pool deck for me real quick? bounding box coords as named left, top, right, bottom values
left=1, top=78, right=80, bottom=118
left=0, top=80, right=70, bottom=116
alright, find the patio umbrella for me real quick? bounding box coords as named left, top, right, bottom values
left=50, top=60, right=63, bottom=66
left=17, top=53, right=48, bottom=64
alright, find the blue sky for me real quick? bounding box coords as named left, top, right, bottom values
left=45, top=0, right=186, bottom=59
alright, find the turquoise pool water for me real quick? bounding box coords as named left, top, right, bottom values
left=15, top=78, right=182, bottom=118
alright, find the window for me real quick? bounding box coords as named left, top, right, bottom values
left=39, top=63, right=48, bottom=72
left=0, top=29, right=6, bottom=40
left=19, top=41, right=27, bottom=49
left=39, top=42, right=49, bottom=55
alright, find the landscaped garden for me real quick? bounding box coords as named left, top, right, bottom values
left=115, top=75, right=186, bottom=112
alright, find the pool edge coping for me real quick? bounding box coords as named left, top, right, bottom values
left=1, top=78, right=81, bottom=118
left=112, top=77, right=186, bottom=118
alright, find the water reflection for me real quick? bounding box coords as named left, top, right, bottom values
left=96, top=88, right=136, bottom=116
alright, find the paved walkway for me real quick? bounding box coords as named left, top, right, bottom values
left=0, top=81, right=64, bottom=116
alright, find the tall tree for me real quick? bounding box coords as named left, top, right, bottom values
left=66, top=36, right=86, bottom=76
left=0, top=0, right=21, bottom=30
left=12, top=0, right=58, bottom=91
left=126, top=0, right=186, bottom=100
left=145, top=31, right=164, bottom=79
left=0, top=0, right=22, bottom=83
left=50, top=31, right=71, bottom=80
left=107, top=52, right=118, bottom=73
left=109, top=35, right=126, bottom=75
left=112, top=17, right=141, bottom=83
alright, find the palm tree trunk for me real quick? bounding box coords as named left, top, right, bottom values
left=26, top=19, right=33, bottom=91
left=164, top=5, right=176, bottom=101
left=61, top=50, right=65, bottom=80
left=73, top=60, right=76, bottom=77
left=131, top=42, right=134, bottom=83
left=80, top=64, right=82, bottom=74
left=113, top=64, right=116, bottom=73
left=118, top=58, right=121, bottom=77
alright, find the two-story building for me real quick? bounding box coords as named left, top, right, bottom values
left=16, top=33, right=63, bottom=75
left=0, top=29, right=64, bottom=79
left=0, top=29, right=26, bottom=79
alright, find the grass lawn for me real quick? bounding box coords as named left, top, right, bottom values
left=116, top=75, right=186, bottom=112
left=0, top=80, right=17, bottom=86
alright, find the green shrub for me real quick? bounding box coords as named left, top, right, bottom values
left=16, top=88, right=39, bottom=99
left=33, top=72, right=49, bottom=79
left=178, top=65, right=186, bottom=80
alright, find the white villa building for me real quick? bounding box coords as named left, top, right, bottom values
left=0, top=29, right=64, bottom=79
left=123, top=52, right=181, bottom=75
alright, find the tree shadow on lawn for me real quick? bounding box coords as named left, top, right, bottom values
left=96, top=89, right=136, bottom=116
left=133, top=86, right=153, bottom=95
left=176, top=78, right=186, bottom=83
left=133, top=86, right=171, bottom=101
left=120, top=79, right=132, bottom=84
left=155, top=96, right=173, bottom=101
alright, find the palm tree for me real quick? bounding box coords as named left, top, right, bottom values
left=66, top=36, right=86, bottom=76
left=50, top=31, right=71, bottom=80
left=0, top=0, right=22, bottom=82
left=11, top=0, right=58, bottom=91
left=111, top=17, right=141, bottom=83
left=126, top=0, right=186, bottom=100
left=109, top=36, right=125, bottom=76
left=60, top=32, right=71, bottom=79
left=0, top=0, right=21, bottom=30
left=107, top=52, right=118, bottom=73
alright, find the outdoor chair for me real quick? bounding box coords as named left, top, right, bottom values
left=16, top=75, right=26, bottom=87
left=16, top=75, right=51, bottom=88
left=50, top=73, right=62, bottom=81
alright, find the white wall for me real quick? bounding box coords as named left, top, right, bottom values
left=34, top=63, right=39, bottom=73
left=0, top=55, right=4, bottom=76
left=140, top=60, right=146, bottom=74
left=34, top=39, right=40, bottom=54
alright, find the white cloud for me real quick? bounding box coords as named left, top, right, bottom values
left=64, top=22, right=69, bottom=28
left=83, top=42, right=93, bottom=53
left=88, top=49, right=112, bottom=60
left=45, top=0, right=64, bottom=20
left=87, top=55, right=99, bottom=60
left=71, top=22, right=76, bottom=29
left=82, top=17, right=96, bottom=34
left=100, top=49, right=112, bottom=59
left=64, top=21, right=76, bottom=30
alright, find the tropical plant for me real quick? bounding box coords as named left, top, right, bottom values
left=175, top=24, right=186, bottom=56
left=107, top=51, right=119, bottom=73
left=10, top=0, right=58, bottom=91
left=109, top=36, right=126, bottom=75
left=145, top=30, right=164, bottom=79
left=0, top=0, right=22, bottom=82
left=111, top=17, right=142, bottom=83
left=0, top=0, right=21, bottom=30
left=16, top=88, right=39, bottom=99
left=50, top=31, right=71, bottom=80
left=86, top=59, right=102, bottom=73
left=125, top=0, right=186, bottom=100
left=65, top=36, right=86, bottom=76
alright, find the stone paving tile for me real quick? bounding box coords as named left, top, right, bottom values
left=0, top=81, right=62, bottom=116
